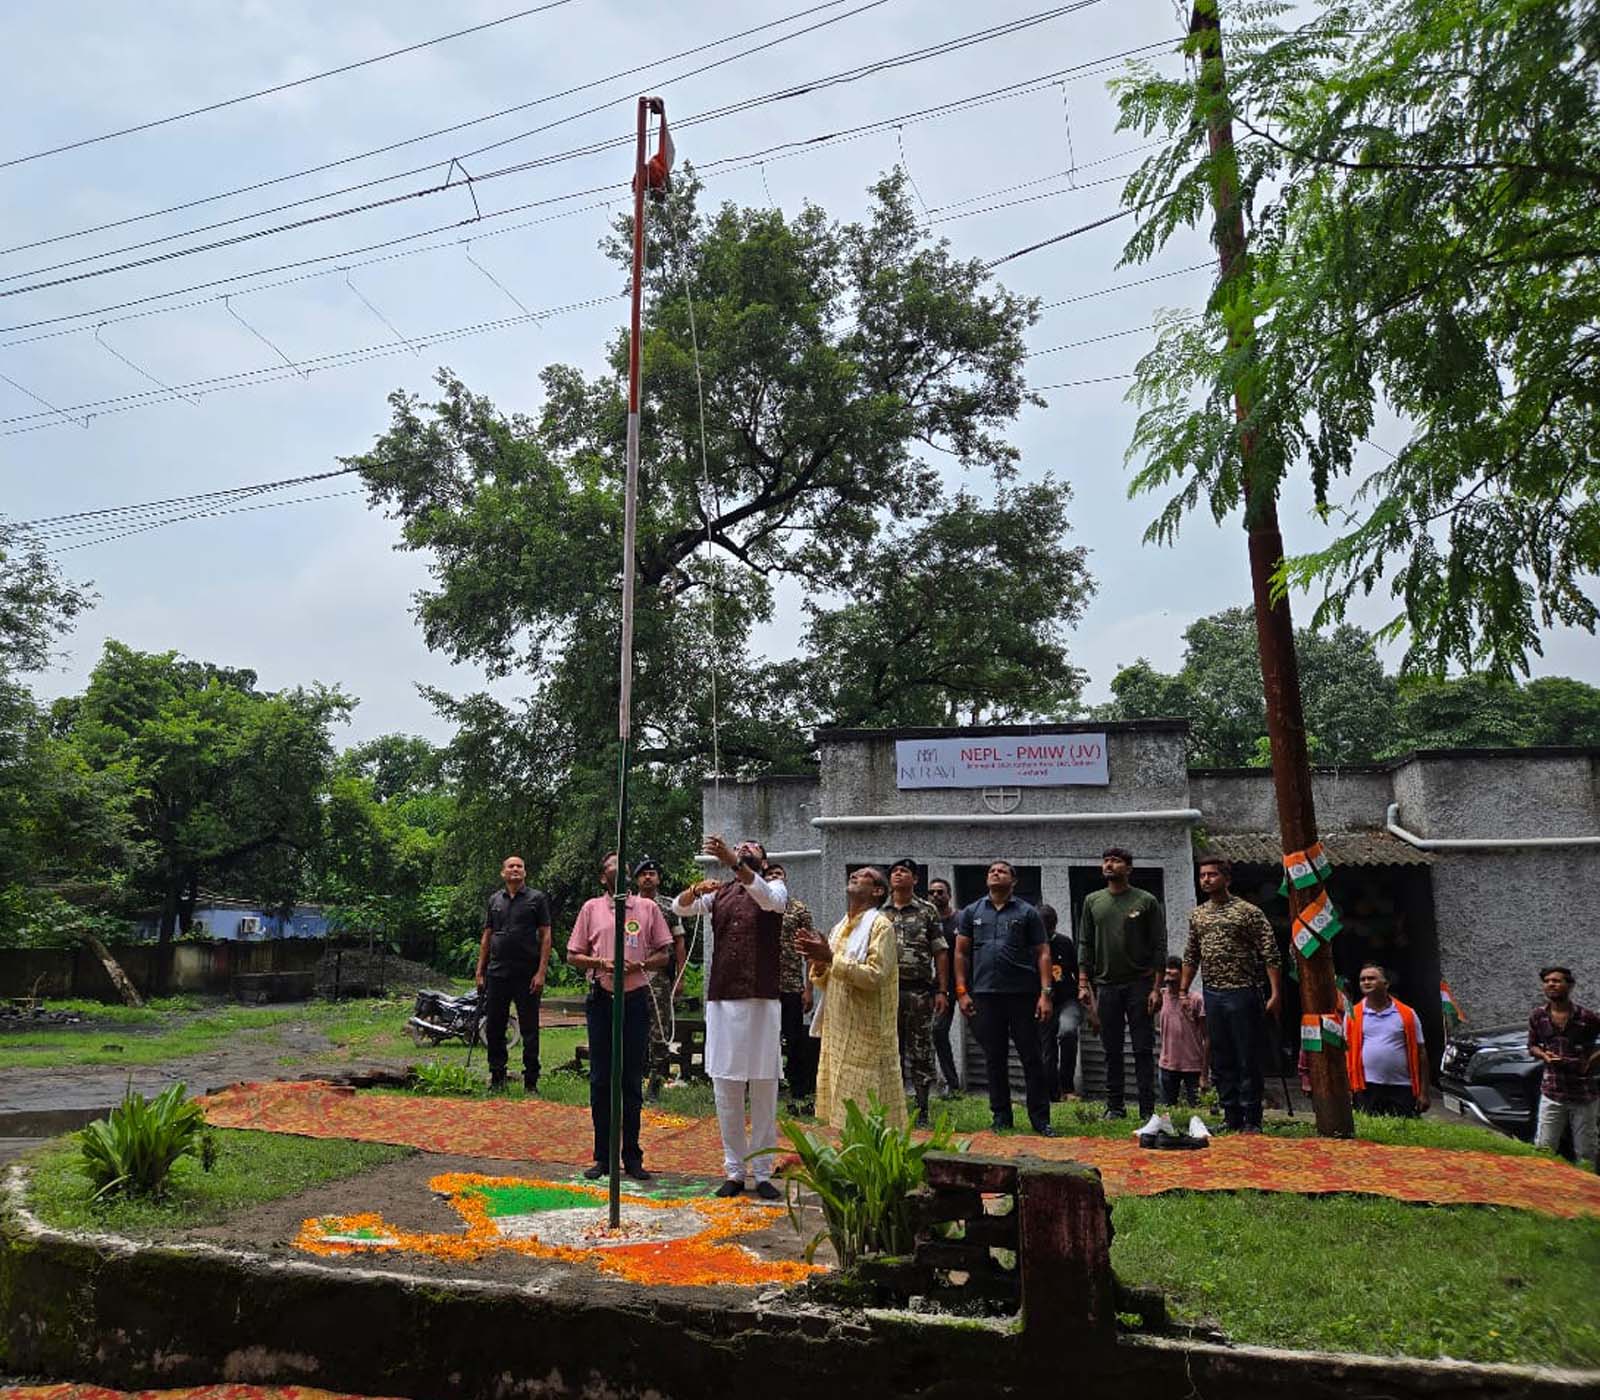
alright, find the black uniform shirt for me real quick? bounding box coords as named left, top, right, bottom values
left=485, top=887, right=552, bottom=978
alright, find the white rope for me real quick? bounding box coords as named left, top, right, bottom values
left=681, top=258, right=721, bottom=794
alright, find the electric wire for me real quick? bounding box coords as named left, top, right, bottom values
left=0, top=35, right=1180, bottom=338
left=13, top=466, right=361, bottom=532
left=0, top=0, right=1121, bottom=296
left=0, top=1, right=580, bottom=171
left=0, top=0, right=879, bottom=259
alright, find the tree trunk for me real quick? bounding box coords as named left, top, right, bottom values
left=156, top=882, right=179, bottom=997
left=81, top=933, right=143, bottom=1008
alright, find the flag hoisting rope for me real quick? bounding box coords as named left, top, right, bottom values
left=611, top=95, right=672, bottom=1227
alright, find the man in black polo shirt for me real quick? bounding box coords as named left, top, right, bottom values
left=475, top=854, right=553, bottom=1093
left=955, top=860, right=1055, bottom=1136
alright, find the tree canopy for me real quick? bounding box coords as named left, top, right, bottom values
left=1098, top=604, right=1600, bottom=762
left=1114, top=0, right=1600, bottom=677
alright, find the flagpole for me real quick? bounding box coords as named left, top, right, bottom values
left=611, top=94, right=659, bottom=1228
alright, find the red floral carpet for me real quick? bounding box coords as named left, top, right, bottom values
left=0, top=1388, right=397, bottom=1400
left=198, top=1080, right=1600, bottom=1219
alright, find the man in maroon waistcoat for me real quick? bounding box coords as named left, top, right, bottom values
left=673, top=836, right=789, bottom=1199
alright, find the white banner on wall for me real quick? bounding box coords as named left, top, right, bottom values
left=895, top=734, right=1109, bottom=789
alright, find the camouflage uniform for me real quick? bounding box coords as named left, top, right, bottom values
left=882, top=896, right=948, bottom=1112
left=646, top=894, right=684, bottom=1092
left=779, top=898, right=818, bottom=1101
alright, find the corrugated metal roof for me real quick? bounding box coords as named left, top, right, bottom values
left=1199, top=830, right=1434, bottom=867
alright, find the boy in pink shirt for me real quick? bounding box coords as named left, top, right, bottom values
left=1158, top=956, right=1208, bottom=1107
left=566, top=852, right=674, bottom=1180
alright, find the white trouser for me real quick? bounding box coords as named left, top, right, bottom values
left=1536, top=1093, right=1599, bottom=1166
left=713, top=1076, right=779, bottom=1182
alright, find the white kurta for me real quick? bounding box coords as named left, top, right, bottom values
left=678, top=871, right=788, bottom=1082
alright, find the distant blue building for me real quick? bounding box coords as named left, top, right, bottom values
left=133, top=897, right=330, bottom=942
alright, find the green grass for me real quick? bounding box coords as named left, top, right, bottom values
left=23, top=1127, right=412, bottom=1235
left=1112, top=1189, right=1600, bottom=1367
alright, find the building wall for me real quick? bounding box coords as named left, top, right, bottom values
left=808, top=725, right=1197, bottom=944
left=697, top=737, right=1600, bottom=1037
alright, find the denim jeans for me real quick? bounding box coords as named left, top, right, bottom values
left=1203, top=985, right=1265, bottom=1128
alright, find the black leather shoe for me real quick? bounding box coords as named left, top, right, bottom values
left=623, top=1164, right=654, bottom=1181
left=990, top=1116, right=1014, bottom=1132
left=582, top=1162, right=605, bottom=1180
left=714, top=1178, right=745, bottom=1198
left=753, top=1180, right=781, bottom=1201
left=1034, top=1124, right=1058, bottom=1138
left=522, top=1078, right=539, bottom=1094
left=1102, top=1106, right=1128, bottom=1120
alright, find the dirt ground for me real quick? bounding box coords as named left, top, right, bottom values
left=174, top=1148, right=824, bottom=1297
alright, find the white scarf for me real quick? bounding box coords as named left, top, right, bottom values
left=811, top=907, right=878, bottom=1039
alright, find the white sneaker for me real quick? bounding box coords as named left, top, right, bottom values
left=1187, top=1116, right=1211, bottom=1140
left=1136, top=1112, right=1166, bottom=1138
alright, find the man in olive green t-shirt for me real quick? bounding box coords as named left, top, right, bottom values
left=1077, top=846, right=1165, bottom=1120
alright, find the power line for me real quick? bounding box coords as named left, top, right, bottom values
left=0, top=0, right=894, bottom=262
left=983, top=208, right=1135, bottom=269
left=0, top=1, right=579, bottom=171
left=0, top=0, right=1118, bottom=296
left=0, top=33, right=1177, bottom=335
left=13, top=467, right=361, bottom=532
left=1026, top=313, right=1197, bottom=357
left=1031, top=371, right=1136, bottom=389
left=1035, top=262, right=1210, bottom=310
left=45, top=489, right=366, bottom=554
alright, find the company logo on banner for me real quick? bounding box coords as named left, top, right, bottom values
left=895, top=735, right=1108, bottom=789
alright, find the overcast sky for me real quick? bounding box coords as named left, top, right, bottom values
left=5, top=0, right=1595, bottom=746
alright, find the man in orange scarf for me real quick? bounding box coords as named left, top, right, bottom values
left=1345, top=962, right=1428, bottom=1117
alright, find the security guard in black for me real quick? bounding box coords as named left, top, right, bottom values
left=476, top=855, right=552, bottom=1091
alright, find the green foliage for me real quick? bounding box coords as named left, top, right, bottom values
left=30, top=1127, right=410, bottom=1233
left=0, top=886, right=134, bottom=949
left=774, top=1096, right=957, bottom=1267
left=1097, top=605, right=1397, bottom=764
left=1113, top=0, right=1600, bottom=677
left=805, top=481, right=1094, bottom=726
left=1389, top=672, right=1533, bottom=751
left=410, top=1061, right=482, bottom=1096
left=1112, top=1192, right=1600, bottom=1366
left=348, top=174, right=1062, bottom=915
left=79, top=1083, right=206, bottom=1199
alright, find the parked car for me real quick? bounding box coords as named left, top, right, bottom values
left=1439, top=1023, right=1544, bottom=1141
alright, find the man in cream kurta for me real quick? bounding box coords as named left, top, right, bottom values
left=674, top=836, right=788, bottom=1199
left=797, top=866, right=905, bottom=1132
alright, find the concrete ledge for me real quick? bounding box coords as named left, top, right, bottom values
left=4, top=1168, right=1597, bottom=1399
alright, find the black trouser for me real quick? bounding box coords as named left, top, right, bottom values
left=585, top=986, right=651, bottom=1168
left=1095, top=981, right=1155, bottom=1115
left=1160, top=1068, right=1201, bottom=1106
left=1038, top=1001, right=1080, bottom=1100
left=483, top=974, right=542, bottom=1085
left=931, top=998, right=962, bottom=1091
left=1204, top=986, right=1265, bottom=1127
left=1356, top=1083, right=1418, bottom=1118
left=779, top=990, right=818, bottom=1100
left=972, top=993, right=1050, bottom=1131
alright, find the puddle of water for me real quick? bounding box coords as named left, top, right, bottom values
left=0, top=1106, right=114, bottom=1136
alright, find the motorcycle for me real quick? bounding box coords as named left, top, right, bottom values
left=407, top=987, right=518, bottom=1057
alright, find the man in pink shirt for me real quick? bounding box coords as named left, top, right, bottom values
left=1158, top=956, right=1208, bottom=1108
left=566, top=851, right=675, bottom=1180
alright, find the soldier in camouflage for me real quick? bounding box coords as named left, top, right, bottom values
left=768, top=862, right=820, bottom=1113
left=631, top=857, right=686, bottom=1101
left=883, top=857, right=950, bottom=1127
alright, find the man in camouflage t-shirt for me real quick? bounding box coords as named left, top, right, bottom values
left=883, top=857, right=950, bottom=1127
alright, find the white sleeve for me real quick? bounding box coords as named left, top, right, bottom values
left=674, top=892, right=715, bottom=919
left=745, top=872, right=788, bottom=914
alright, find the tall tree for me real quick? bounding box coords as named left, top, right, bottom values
left=1115, top=0, right=1600, bottom=677
left=349, top=174, right=1052, bottom=888
left=65, top=642, right=350, bottom=983
left=804, top=481, right=1093, bottom=727
left=1096, top=605, right=1398, bottom=764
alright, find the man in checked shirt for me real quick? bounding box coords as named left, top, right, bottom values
left=1179, top=855, right=1282, bottom=1133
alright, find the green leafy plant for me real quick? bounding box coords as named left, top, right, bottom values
left=772, top=1096, right=957, bottom=1267
left=79, top=1082, right=206, bottom=1200
left=410, top=1061, right=481, bottom=1097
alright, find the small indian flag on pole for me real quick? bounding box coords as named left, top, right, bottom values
left=1293, top=888, right=1343, bottom=942
left=1292, top=925, right=1321, bottom=959
left=1308, top=840, right=1332, bottom=879
left=1440, top=978, right=1465, bottom=1027
left=1320, top=1014, right=1347, bottom=1049
left=1283, top=848, right=1317, bottom=890
left=1300, top=1015, right=1323, bottom=1052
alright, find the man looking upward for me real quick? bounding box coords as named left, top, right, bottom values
left=673, top=836, right=788, bottom=1199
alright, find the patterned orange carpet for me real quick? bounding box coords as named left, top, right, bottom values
left=198, top=1080, right=1600, bottom=1219
left=0, top=1388, right=397, bottom=1400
